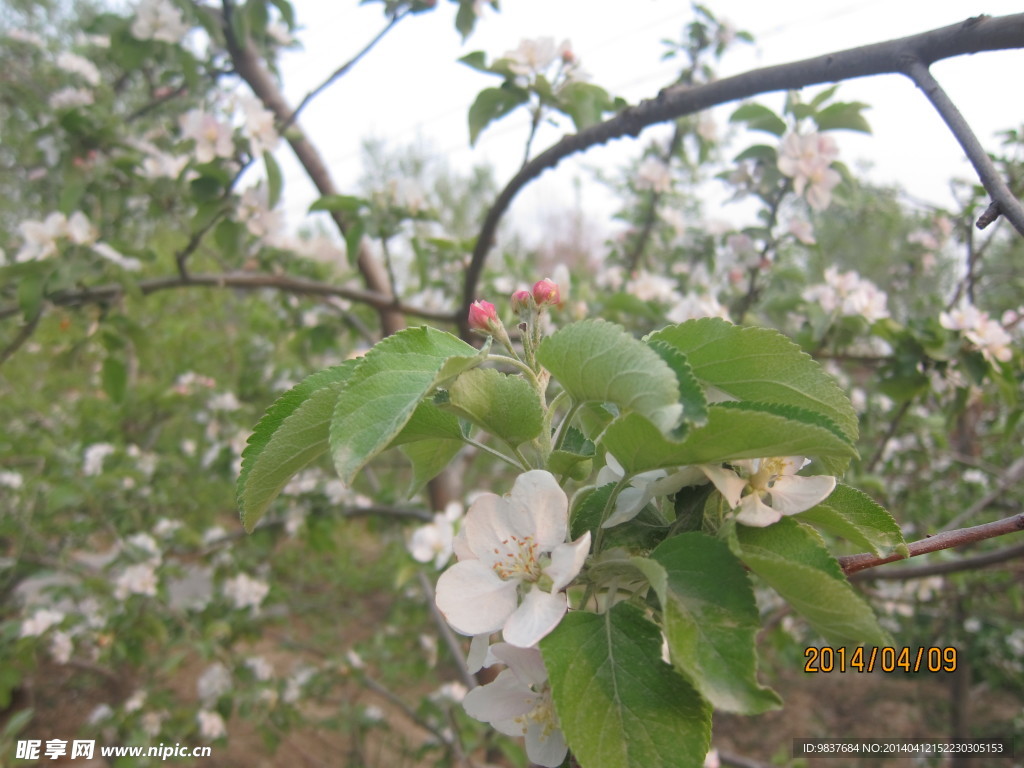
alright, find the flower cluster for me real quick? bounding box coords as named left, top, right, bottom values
left=940, top=303, right=1014, bottom=364
left=802, top=267, right=890, bottom=322
left=777, top=131, right=841, bottom=211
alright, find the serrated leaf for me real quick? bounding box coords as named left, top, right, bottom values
left=799, top=484, right=907, bottom=559
left=399, top=438, right=463, bottom=496
left=468, top=86, right=529, bottom=146
left=539, top=319, right=682, bottom=434
left=541, top=601, right=711, bottom=768
left=733, top=518, right=891, bottom=646
left=329, top=327, right=483, bottom=485
left=238, top=363, right=357, bottom=532
left=601, top=404, right=855, bottom=476
left=446, top=367, right=543, bottom=447
left=387, top=399, right=463, bottom=446
left=729, top=102, right=786, bottom=136
left=648, top=318, right=858, bottom=451
left=647, top=339, right=708, bottom=428
left=635, top=534, right=781, bottom=714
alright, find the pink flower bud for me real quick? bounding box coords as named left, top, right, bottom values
left=468, top=300, right=499, bottom=333
left=532, top=278, right=561, bottom=307
left=511, top=289, right=532, bottom=313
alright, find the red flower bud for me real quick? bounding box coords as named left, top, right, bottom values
left=532, top=278, right=561, bottom=307
left=468, top=300, right=499, bottom=332
left=511, top=289, right=532, bottom=313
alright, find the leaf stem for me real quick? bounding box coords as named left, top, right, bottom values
left=461, top=436, right=525, bottom=471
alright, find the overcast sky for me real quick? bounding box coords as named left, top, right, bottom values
left=276, top=1, right=1024, bottom=240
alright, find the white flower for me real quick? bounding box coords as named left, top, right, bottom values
left=196, top=710, right=226, bottom=740
left=667, top=292, right=731, bottom=323
left=597, top=454, right=706, bottom=528
left=126, top=532, right=161, bottom=563
left=700, top=456, right=835, bottom=527
left=635, top=157, right=673, bottom=193
left=940, top=304, right=1013, bottom=364
left=49, top=87, right=94, bottom=110
left=503, top=37, right=563, bottom=78
left=778, top=132, right=841, bottom=211
left=408, top=502, right=462, bottom=568
left=179, top=109, right=234, bottom=164
left=113, top=562, right=159, bottom=599
left=802, top=267, right=889, bottom=322
left=222, top=573, right=269, bottom=610
left=131, top=0, right=190, bottom=44
left=56, top=52, right=101, bottom=86
left=238, top=97, right=278, bottom=157
left=197, top=662, right=232, bottom=704
left=16, top=213, right=68, bottom=262
left=245, top=656, right=274, bottom=681
left=463, top=643, right=567, bottom=768
left=20, top=608, right=65, bottom=638
left=83, top=442, right=116, bottom=476
left=435, top=470, right=590, bottom=648
left=0, top=470, right=23, bottom=489
left=625, top=270, right=679, bottom=303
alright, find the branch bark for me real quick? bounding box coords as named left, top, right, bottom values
left=461, top=12, right=1024, bottom=335
left=839, top=512, right=1024, bottom=576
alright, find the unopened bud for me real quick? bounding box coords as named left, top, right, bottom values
left=468, top=300, right=499, bottom=333
left=511, top=289, right=532, bottom=314
left=532, top=278, right=561, bottom=307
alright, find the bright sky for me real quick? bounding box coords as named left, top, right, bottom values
left=278, top=1, right=1024, bottom=241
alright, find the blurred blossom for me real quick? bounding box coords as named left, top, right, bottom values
left=223, top=573, right=270, bottom=610
left=50, top=631, right=74, bottom=663
left=778, top=131, right=841, bottom=211
left=56, top=51, right=101, bottom=86
left=408, top=502, right=463, bottom=569
left=92, top=242, right=142, bottom=271
left=197, top=663, right=232, bottom=704
left=503, top=37, right=569, bottom=78
left=21, top=608, right=66, bottom=638
left=787, top=218, right=816, bottom=245
left=237, top=186, right=286, bottom=245
left=141, top=711, right=165, bottom=738
left=963, top=618, right=982, bottom=633
left=266, top=20, right=294, bottom=46
left=87, top=704, right=114, bottom=725
left=704, top=748, right=721, bottom=768
left=196, top=710, right=227, bottom=740
left=7, top=28, right=46, bottom=47
left=802, top=267, right=889, bottom=322
left=626, top=270, right=678, bottom=303
left=283, top=666, right=315, bottom=703
left=179, top=109, right=234, bottom=164
left=245, top=656, right=274, bottom=681
left=962, top=469, right=987, bottom=486
left=667, top=293, right=730, bottom=323
left=430, top=681, right=468, bottom=705
left=362, top=704, right=385, bottom=723
left=940, top=304, right=1013, bottom=364
left=83, top=443, right=116, bottom=476
left=126, top=532, right=161, bottom=563
left=207, top=391, right=241, bottom=412
left=238, top=97, right=278, bottom=157
left=141, top=147, right=190, bottom=179
left=49, top=87, right=94, bottom=110
left=124, top=690, right=147, bottom=713
left=131, top=0, right=190, bottom=44
left=0, top=470, right=23, bottom=489
left=635, top=157, right=672, bottom=193
left=113, top=562, right=159, bottom=599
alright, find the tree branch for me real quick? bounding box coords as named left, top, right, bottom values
left=460, top=12, right=1024, bottom=336
left=839, top=512, right=1024, bottom=575
left=851, top=539, right=1024, bottom=581
left=901, top=59, right=1024, bottom=235
left=0, top=272, right=454, bottom=323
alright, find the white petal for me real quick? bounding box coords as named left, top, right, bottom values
left=490, top=643, right=548, bottom=688
left=509, top=470, right=568, bottom=549
left=502, top=586, right=567, bottom=648
left=466, top=633, right=491, bottom=674
left=769, top=474, right=836, bottom=515
left=435, top=560, right=516, bottom=636
left=601, top=485, right=650, bottom=528
left=544, top=532, right=590, bottom=591
left=525, top=722, right=568, bottom=767
left=700, top=464, right=747, bottom=508
left=734, top=494, right=781, bottom=527
left=463, top=668, right=536, bottom=724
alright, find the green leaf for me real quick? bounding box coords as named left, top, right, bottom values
left=457, top=50, right=490, bottom=73
left=601, top=404, right=855, bottom=475
left=467, top=86, right=529, bottom=146
left=557, top=81, right=614, bottom=131
left=538, top=319, right=682, bottom=434
left=648, top=319, right=858, bottom=464
left=388, top=399, right=463, bottom=446
left=570, top=483, right=668, bottom=552
left=454, top=0, right=480, bottom=39
left=729, top=103, right=787, bottom=136
left=329, top=327, right=483, bottom=485
left=309, top=194, right=367, bottom=214
left=799, top=484, right=907, bottom=559
left=733, top=143, right=778, bottom=164
left=548, top=427, right=596, bottom=481
left=101, top=356, right=128, bottom=403
left=647, top=339, right=708, bottom=428
left=399, top=438, right=463, bottom=496
left=446, top=367, right=543, bottom=447
left=635, top=534, right=781, bottom=714
left=541, top=601, right=711, bottom=768
left=264, top=152, right=283, bottom=208
left=238, top=363, right=357, bottom=532
left=814, top=102, right=872, bottom=134
left=733, top=518, right=891, bottom=646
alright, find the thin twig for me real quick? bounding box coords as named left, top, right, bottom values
left=850, top=539, right=1024, bottom=581
left=417, top=571, right=477, bottom=692
left=939, top=456, right=1024, bottom=532
left=459, top=12, right=1024, bottom=337
left=280, top=10, right=410, bottom=132
left=901, top=58, right=1024, bottom=235
left=839, top=512, right=1024, bottom=575
left=0, top=308, right=41, bottom=368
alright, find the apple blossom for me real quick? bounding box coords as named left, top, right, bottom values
left=462, top=643, right=567, bottom=768
left=434, top=470, right=590, bottom=648
left=510, top=289, right=532, bottom=314
left=467, top=299, right=499, bottom=333
left=635, top=156, right=673, bottom=193
left=597, top=454, right=706, bottom=528
left=700, top=456, right=836, bottom=527
left=940, top=304, right=1013, bottom=364
left=777, top=132, right=841, bottom=211
left=532, top=277, right=561, bottom=307
left=56, top=51, right=101, bottom=87
left=179, top=109, right=235, bottom=164
left=407, top=501, right=463, bottom=569
left=131, top=0, right=190, bottom=45
left=196, top=710, right=227, bottom=740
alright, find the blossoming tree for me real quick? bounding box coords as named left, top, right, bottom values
left=2, top=1, right=1023, bottom=766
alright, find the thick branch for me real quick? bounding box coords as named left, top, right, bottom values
left=461, top=12, right=1024, bottom=335
left=839, top=513, right=1024, bottom=575
left=222, top=3, right=405, bottom=336
left=0, top=272, right=454, bottom=323
left=901, top=60, right=1024, bottom=235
